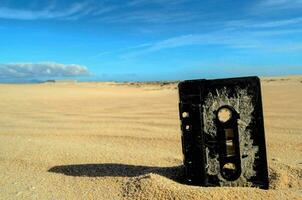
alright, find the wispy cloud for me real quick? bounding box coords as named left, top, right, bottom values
left=91, top=0, right=205, bottom=24
left=253, top=0, right=302, bottom=12
left=225, top=17, right=302, bottom=29
left=0, top=3, right=89, bottom=20
left=98, top=9, right=201, bottom=24
left=267, top=42, right=302, bottom=52
left=128, top=0, right=186, bottom=6
left=120, top=31, right=260, bottom=58
left=259, top=0, right=302, bottom=7
left=0, top=1, right=193, bottom=23
left=0, top=62, right=91, bottom=79
left=90, top=43, right=152, bottom=59
left=120, top=28, right=302, bottom=58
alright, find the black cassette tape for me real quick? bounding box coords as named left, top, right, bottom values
left=178, top=76, right=269, bottom=189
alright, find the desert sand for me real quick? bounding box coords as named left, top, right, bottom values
left=0, top=76, right=301, bottom=199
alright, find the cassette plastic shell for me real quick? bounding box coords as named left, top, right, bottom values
left=178, top=76, right=269, bottom=189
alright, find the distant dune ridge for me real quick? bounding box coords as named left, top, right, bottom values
left=0, top=76, right=301, bottom=199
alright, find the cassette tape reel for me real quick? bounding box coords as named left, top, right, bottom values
left=178, top=76, right=269, bottom=189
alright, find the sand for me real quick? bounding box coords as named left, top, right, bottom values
left=0, top=76, right=301, bottom=199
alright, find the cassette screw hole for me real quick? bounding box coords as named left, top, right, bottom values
left=182, top=112, right=189, bottom=118
left=218, top=107, right=232, bottom=123
left=185, top=125, right=191, bottom=130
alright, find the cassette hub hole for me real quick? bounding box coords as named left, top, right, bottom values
left=222, top=163, right=237, bottom=179
left=218, top=107, right=232, bottom=123
left=223, top=162, right=236, bottom=170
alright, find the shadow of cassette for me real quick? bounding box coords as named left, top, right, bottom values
left=48, top=163, right=184, bottom=183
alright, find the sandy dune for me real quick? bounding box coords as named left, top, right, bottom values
left=0, top=76, right=301, bottom=199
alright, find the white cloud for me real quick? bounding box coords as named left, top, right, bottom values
left=90, top=43, right=153, bottom=59
left=120, top=28, right=302, bottom=59
left=120, top=31, right=263, bottom=58
left=98, top=9, right=199, bottom=24
left=0, top=3, right=89, bottom=20
left=0, top=1, right=189, bottom=23
left=253, top=0, right=302, bottom=12
left=260, top=0, right=302, bottom=6
left=0, top=1, right=193, bottom=23
left=0, top=62, right=91, bottom=79
left=226, top=17, right=302, bottom=29
left=128, top=0, right=186, bottom=6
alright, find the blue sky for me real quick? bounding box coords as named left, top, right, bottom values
left=0, top=0, right=302, bottom=82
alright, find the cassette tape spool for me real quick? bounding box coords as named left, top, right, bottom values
left=178, top=76, right=269, bottom=189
